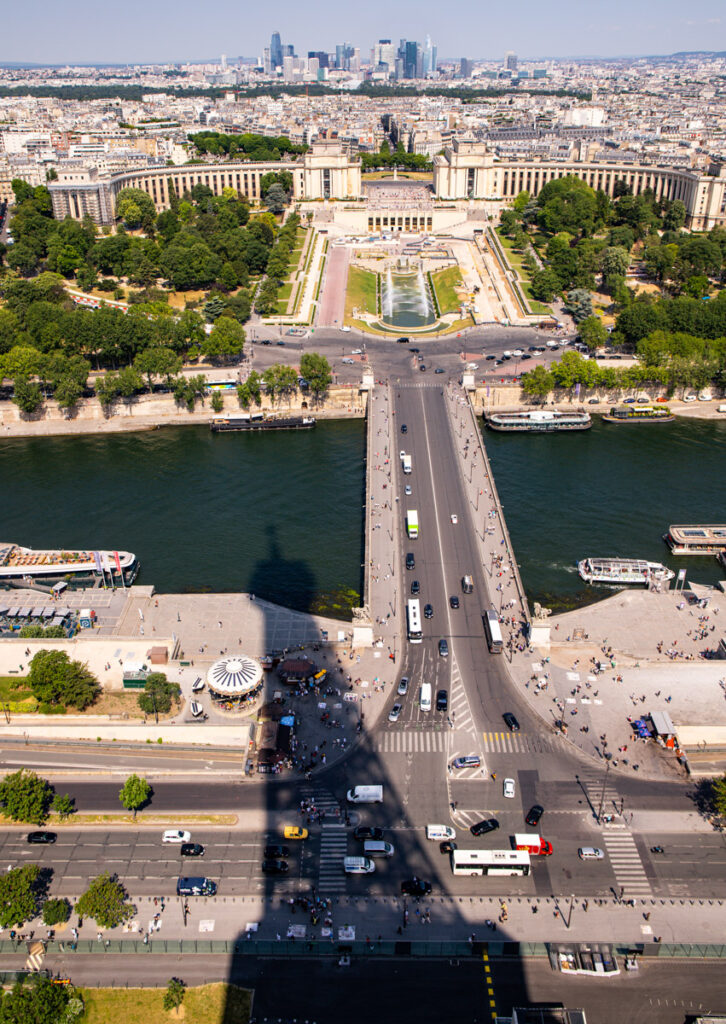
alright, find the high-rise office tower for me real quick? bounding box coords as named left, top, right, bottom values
left=459, top=57, right=473, bottom=79
left=505, top=50, right=518, bottom=71
left=404, top=40, right=419, bottom=79
left=284, top=44, right=294, bottom=58
left=422, top=35, right=435, bottom=77
left=308, top=50, right=329, bottom=69
left=270, top=32, right=283, bottom=69
left=220, top=53, right=227, bottom=71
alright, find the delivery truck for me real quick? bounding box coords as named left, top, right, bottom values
left=513, top=833, right=553, bottom=856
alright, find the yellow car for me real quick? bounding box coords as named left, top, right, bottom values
left=283, top=826, right=308, bottom=841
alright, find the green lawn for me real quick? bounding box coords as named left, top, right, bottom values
left=0, top=676, right=36, bottom=711
left=79, top=983, right=251, bottom=1024
left=277, top=282, right=293, bottom=301
left=496, top=229, right=551, bottom=315
left=430, top=266, right=465, bottom=314
left=345, top=266, right=378, bottom=319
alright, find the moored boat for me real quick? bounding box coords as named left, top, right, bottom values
left=0, top=543, right=138, bottom=584
left=603, top=405, right=674, bottom=423
left=664, top=524, right=726, bottom=557
left=485, top=409, right=591, bottom=432
left=577, top=557, right=675, bottom=585
left=211, top=413, right=316, bottom=432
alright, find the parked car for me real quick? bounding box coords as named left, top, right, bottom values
left=27, top=831, right=56, bottom=845
left=163, top=830, right=191, bottom=844
left=470, top=818, right=499, bottom=837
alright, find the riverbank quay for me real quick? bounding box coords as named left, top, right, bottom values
left=472, top=383, right=726, bottom=420
left=0, top=385, right=367, bottom=439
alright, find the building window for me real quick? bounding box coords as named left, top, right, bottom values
left=322, top=169, right=331, bottom=199
left=467, top=168, right=475, bottom=197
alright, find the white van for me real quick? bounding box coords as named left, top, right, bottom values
left=420, top=682, right=432, bottom=712
left=363, top=840, right=395, bottom=858
left=343, top=856, right=375, bottom=874
left=426, top=825, right=456, bottom=841
left=346, top=785, right=383, bottom=804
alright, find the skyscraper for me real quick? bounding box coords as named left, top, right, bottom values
left=270, top=32, right=283, bottom=70
left=505, top=51, right=518, bottom=71
left=422, top=35, right=435, bottom=77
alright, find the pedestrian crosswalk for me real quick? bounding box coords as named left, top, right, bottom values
left=25, top=944, right=45, bottom=973
left=577, top=769, right=621, bottom=822
left=374, top=729, right=450, bottom=753
left=318, top=824, right=348, bottom=894
left=449, top=657, right=477, bottom=738
left=481, top=731, right=560, bottom=755
left=603, top=832, right=652, bottom=897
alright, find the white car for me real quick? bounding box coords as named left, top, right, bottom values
left=163, top=830, right=191, bottom=844
left=405, top=485, right=412, bottom=495
left=512, top=349, right=524, bottom=357
left=341, top=358, right=354, bottom=364
left=351, top=349, right=362, bottom=355
left=683, top=394, right=697, bottom=402
left=503, top=778, right=516, bottom=799
left=450, top=514, right=458, bottom=524
left=340, top=326, right=351, bottom=332
left=388, top=703, right=402, bottom=723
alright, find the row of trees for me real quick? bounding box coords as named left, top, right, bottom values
left=255, top=212, right=302, bottom=314
left=360, top=143, right=432, bottom=172
left=188, top=131, right=307, bottom=162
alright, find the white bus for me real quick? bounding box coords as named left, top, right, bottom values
left=406, top=599, right=423, bottom=643
left=450, top=849, right=531, bottom=877
left=406, top=510, right=419, bottom=539
left=483, top=608, right=503, bottom=654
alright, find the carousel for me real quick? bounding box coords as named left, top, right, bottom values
left=206, top=654, right=264, bottom=713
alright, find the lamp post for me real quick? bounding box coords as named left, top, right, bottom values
left=597, top=758, right=611, bottom=824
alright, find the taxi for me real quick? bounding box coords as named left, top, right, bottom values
left=283, top=825, right=309, bottom=840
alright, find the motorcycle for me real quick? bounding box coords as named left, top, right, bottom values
left=650, top=845, right=665, bottom=854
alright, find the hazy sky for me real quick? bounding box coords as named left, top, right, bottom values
left=2, top=0, right=724, bottom=65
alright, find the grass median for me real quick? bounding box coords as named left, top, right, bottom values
left=344, top=266, right=378, bottom=321
left=80, top=982, right=252, bottom=1024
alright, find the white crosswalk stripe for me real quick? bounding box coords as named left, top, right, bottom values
left=318, top=823, right=348, bottom=893
left=375, top=730, right=449, bottom=753
left=603, top=832, right=651, bottom=896
left=452, top=809, right=490, bottom=829
left=25, top=951, right=44, bottom=972
left=481, top=731, right=558, bottom=755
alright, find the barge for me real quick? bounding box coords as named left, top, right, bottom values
left=664, top=524, right=726, bottom=557
left=211, top=413, right=316, bottom=432
left=485, top=409, right=591, bottom=432
left=0, top=543, right=138, bottom=584
left=603, top=405, right=674, bottom=423
left=577, top=557, right=675, bottom=585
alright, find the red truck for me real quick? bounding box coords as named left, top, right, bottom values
left=513, top=833, right=553, bottom=856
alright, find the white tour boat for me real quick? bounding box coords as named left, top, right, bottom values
left=577, top=557, right=675, bottom=585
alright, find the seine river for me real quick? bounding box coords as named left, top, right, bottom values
left=2, top=415, right=725, bottom=614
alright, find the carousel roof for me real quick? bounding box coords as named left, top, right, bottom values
left=206, top=654, right=262, bottom=695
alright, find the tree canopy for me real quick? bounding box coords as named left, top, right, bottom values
left=27, top=649, right=100, bottom=710
left=0, top=864, right=47, bottom=927
left=0, top=770, right=53, bottom=824
left=75, top=872, right=134, bottom=929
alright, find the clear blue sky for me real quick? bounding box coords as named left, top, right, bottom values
left=2, top=0, right=724, bottom=65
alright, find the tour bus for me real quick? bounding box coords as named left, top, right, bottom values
left=205, top=378, right=238, bottom=392
left=406, top=510, right=419, bottom=539
left=406, top=599, right=423, bottom=643
left=450, top=849, right=531, bottom=877
left=483, top=608, right=503, bottom=654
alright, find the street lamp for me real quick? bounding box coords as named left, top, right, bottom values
left=597, top=758, right=611, bottom=824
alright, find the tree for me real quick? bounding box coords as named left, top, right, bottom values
left=53, top=375, right=84, bottom=412
left=75, top=872, right=134, bottom=929
left=564, top=289, right=594, bottom=323
left=118, top=774, right=151, bottom=819
left=52, top=793, right=75, bottom=821
left=211, top=390, right=224, bottom=413
left=42, top=897, right=71, bottom=926
left=530, top=268, right=560, bottom=303
left=11, top=375, right=44, bottom=415
left=163, top=978, right=186, bottom=1013
left=712, top=774, right=726, bottom=817
left=537, top=176, right=598, bottom=238
left=115, top=188, right=156, bottom=229
left=0, top=864, right=45, bottom=927
left=203, top=317, right=245, bottom=361
left=133, top=347, right=182, bottom=391
left=264, top=183, right=289, bottom=214
left=137, top=672, right=180, bottom=717
left=300, top=353, right=332, bottom=397
left=27, top=650, right=100, bottom=710
left=578, top=316, right=608, bottom=352
left=0, top=770, right=53, bottom=824
left=520, top=364, right=554, bottom=400
left=0, top=976, right=78, bottom=1023
left=663, top=199, right=686, bottom=232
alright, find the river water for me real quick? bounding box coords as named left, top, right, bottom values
left=485, top=416, right=726, bottom=610
left=1, top=421, right=365, bottom=616
left=3, top=415, right=725, bottom=615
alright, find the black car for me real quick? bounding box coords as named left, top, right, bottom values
left=397, top=336, right=410, bottom=344
left=439, top=840, right=457, bottom=854
left=261, top=859, right=289, bottom=875
left=436, top=689, right=448, bottom=711
left=485, top=354, right=497, bottom=360
left=260, top=339, right=271, bottom=345
left=503, top=712, right=520, bottom=732
left=438, top=638, right=449, bottom=657
left=354, top=826, right=384, bottom=842
left=419, top=364, right=427, bottom=372
left=276, top=340, right=285, bottom=346
left=424, top=603, right=433, bottom=619
left=180, top=842, right=205, bottom=857
left=401, top=879, right=432, bottom=897
left=470, top=818, right=500, bottom=837
left=525, top=804, right=544, bottom=828
left=409, top=347, right=420, bottom=353
left=27, top=831, right=56, bottom=845
left=401, top=424, right=407, bottom=433
left=435, top=368, right=445, bottom=374
left=411, top=579, right=420, bottom=595
left=264, top=844, right=290, bottom=859
left=449, top=595, right=460, bottom=609
left=406, top=553, right=415, bottom=570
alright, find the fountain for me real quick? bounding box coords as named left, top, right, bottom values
left=379, top=263, right=437, bottom=329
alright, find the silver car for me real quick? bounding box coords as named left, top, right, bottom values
left=388, top=703, right=402, bottom=723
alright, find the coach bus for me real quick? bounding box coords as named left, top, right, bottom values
left=406, top=599, right=423, bottom=643
left=483, top=608, right=503, bottom=654
left=450, top=849, right=531, bottom=877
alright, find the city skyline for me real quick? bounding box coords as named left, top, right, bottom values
left=1, top=0, right=724, bottom=66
